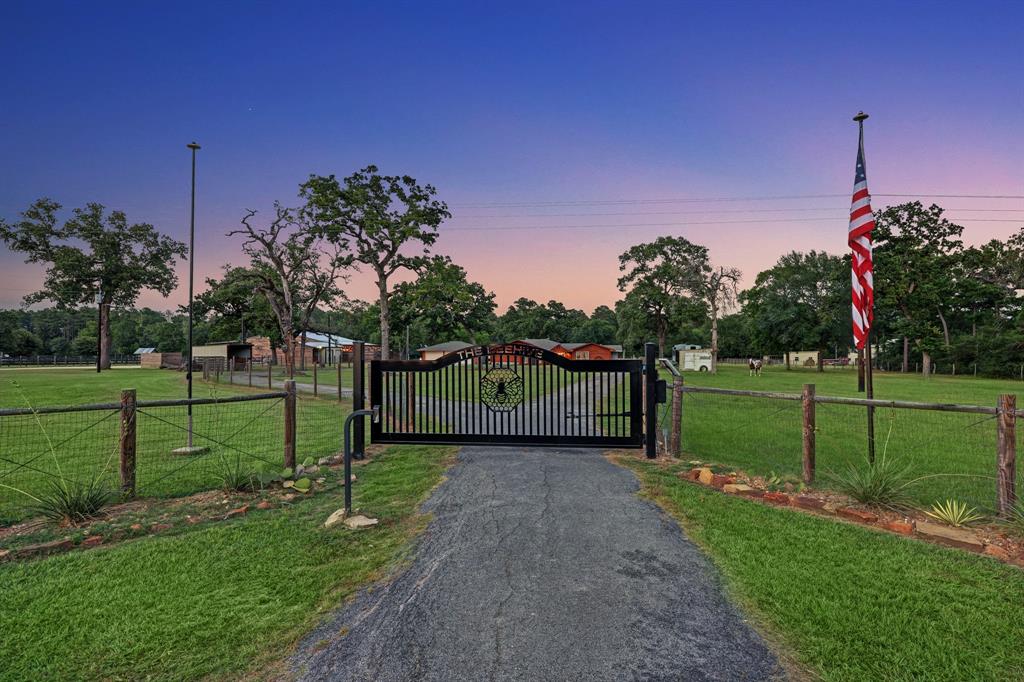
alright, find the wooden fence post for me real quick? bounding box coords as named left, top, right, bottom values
left=119, top=389, right=137, bottom=496
left=284, top=380, right=297, bottom=469
left=229, top=357, right=234, bottom=384
left=313, top=361, right=318, bottom=397
left=997, top=394, right=1017, bottom=517
left=267, top=360, right=273, bottom=389
left=247, top=360, right=252, bottom=387
left=337, top=360, right=343, bottom=403
left=670, top=375, right=683, bottom=457
left=802, top=383, right=816, bottom=484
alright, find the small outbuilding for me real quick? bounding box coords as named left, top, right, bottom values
left=138, top=349, right=183, bottom=369
left=190, top=341, right=253, bottom=370
left=418, top=341, right=475, bottom=361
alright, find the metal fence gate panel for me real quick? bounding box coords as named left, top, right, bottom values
left=370, top=343, right=644, bottom=447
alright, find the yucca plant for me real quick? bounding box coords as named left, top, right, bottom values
left=829, top=454, right=915, bottom=507
left=217, top=453, right=259, bottom=492
left=925, top=499, right=983, bottom=527
left=27, top=479, right=114, bottom=525
left=1004, top=502, right=1024, bottom=535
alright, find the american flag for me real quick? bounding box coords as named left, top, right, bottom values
left=849, top=116, right=875, bottom=350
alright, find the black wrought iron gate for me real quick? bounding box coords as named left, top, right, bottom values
left=370, top=343, right=648, bottom=449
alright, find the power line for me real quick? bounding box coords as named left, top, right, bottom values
left=453, top=206, right=1024, bottom=219
left=452, top=192, right=1024, bottom=208
left=442, top=216, right=1024, bottom=232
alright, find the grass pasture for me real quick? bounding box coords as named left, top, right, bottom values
left=668, top=365, right=1024, bottom=513
left=0, top=368, right=353, bottom=524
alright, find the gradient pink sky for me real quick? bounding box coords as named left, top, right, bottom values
left=2, top=2, right=1022, bottom=317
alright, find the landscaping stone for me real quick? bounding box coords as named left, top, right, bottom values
left=838, top=508, right=878, bottom=524
left=82, top=535, right=104, bottom=547
left=916, top=521, right=984, bottom=552
left=305, top=465, right=320, bottom=475
left=792, top=496, right=826, bottom=511
left=722, top=483, right=754, bottom=495
left=683, top=468, right=702, bottom=481
left=282, top=493, right=296, bottom=501
left=186, top=515, right=201, bottom=524
left=316, top=477, right=327, bottom=484
left=318, top=457, right=332, bottom=466
left=17, top=538, right=73, bottom=558
left=884, top=520, right=915, bottom=536
left=697, top=468, right=715, bottom=485
left=710, top=474, right=735, bottom=489
left=763, top=492, right=789, bottom=505
left=343, top=514, right=379, bottom=529
left=256, top=500, right=274, bottom=510
left=324, top=508, right=348, bottom=528
left=226, top=504, right=249, bottom=518
left=150, top=523, right=173, bottom=533
left=283, top=480, right=295, bottom=489
left=0, top=549, right=11, bottom=561
left=984, top=544, right=1010, bottom=561
left=130, top=523, right=144, bottom=532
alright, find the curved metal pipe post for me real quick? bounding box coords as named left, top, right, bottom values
left=344, top=407, right=379, bottom=514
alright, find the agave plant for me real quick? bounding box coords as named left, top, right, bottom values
left=217, top=453, right=260, bottom=492
left=926, top=499, right=983, bottom=527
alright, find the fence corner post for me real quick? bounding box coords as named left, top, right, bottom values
left=802, top=383, right=816, bottom=485
left=997, top=393, right=1017, bottom=517
left=119, top=388, right=137, bottom=496
left=284, top=380, right=297, bottom=469
left=670, top=374, right=683, bottom=457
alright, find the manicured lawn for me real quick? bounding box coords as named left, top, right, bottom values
left=0, top=444, right=455, bottom=681
left=619, top=455, right=1024, bottom=682
left=0, top=369, right=354, bottom=524
left=665, top=365, right=1023, bottom=513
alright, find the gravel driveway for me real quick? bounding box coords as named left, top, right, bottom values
left=291, top=446, right=783, bottom=681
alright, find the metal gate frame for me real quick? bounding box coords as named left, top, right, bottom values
left=367, top=342, right=654, bottom=451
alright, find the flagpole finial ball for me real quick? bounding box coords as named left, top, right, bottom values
left=853, top=111, right=869, bottom=122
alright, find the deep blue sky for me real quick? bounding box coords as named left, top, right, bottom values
left=2, top=1, right=1022, bottom=311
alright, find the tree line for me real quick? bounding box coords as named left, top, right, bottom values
left=3, top=167, right=1023, bottom=377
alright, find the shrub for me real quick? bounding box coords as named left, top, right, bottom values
left=28, top=479, right=114, bottom=525
left=829, top=455, right=915, bottom=507
left=925, top=499, right=983, bottom=527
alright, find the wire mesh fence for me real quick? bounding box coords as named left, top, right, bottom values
left=679, top=386, right=1019, bottom=515
left=0, top=390, right=351, bottom=525
left=0, top=408, right=122, bottom=523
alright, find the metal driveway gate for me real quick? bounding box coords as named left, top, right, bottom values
left=369, top=343, right=656, bottom=451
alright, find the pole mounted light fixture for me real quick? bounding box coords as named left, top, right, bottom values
left=173, top=142, right=208, bottom=456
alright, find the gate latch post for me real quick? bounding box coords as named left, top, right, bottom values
left=343, top=407, right=379, bottom=515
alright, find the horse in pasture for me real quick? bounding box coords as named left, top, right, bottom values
left=748, top=358, right=763, bottom=376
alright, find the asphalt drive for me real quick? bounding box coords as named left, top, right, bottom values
left=291, top=446, right=783, bottom=681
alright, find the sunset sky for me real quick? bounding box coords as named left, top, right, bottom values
left=1, top=1, right=1021, bottom=316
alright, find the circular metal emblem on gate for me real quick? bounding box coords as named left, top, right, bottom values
left=480, top=367, right=523, bottom=412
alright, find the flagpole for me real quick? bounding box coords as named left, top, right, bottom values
left=854, top=111, right=876, bottom=464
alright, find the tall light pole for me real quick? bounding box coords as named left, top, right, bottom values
left=186, top=142, right=200, bottom=449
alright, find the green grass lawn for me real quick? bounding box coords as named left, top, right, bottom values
left=0, top=369, right=355, bottom=524
left=665, top=365, right=1024, bottom=513
left=0, top=444, right=454, bottom=681
left=619, top=455, right=1024, bottom=682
